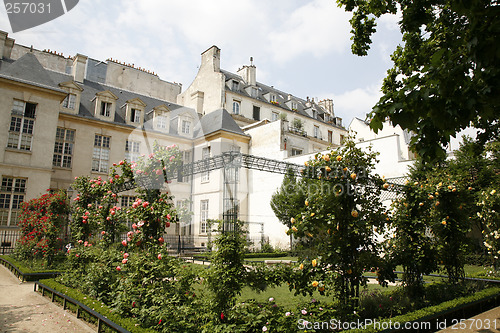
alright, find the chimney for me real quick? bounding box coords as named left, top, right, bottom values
left=0, top=31, right=14, bottom=59
left=72, top=53, right=88, bottom=83
left=237, top=57, right=256, bottom=86
left=318, top=98, right=334, bottom=115
left=201, top=45, right=221, bottom=72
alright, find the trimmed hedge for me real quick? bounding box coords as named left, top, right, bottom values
left=243, top=252, right=289, bottom=259
left=39, top=278, right=156, bottom=333
left=345, top=286, right=500, bottom=333
left=0, top=255, right=63, bottom=274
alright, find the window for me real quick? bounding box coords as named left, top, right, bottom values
left=130, top=108, right=141, bottom=123
left=181, top=120, right=191, bottom=134
left=291, top=101, right=298, bottom=110
left=62, top=94, right=76, bottom=109
left=328, top=130, right=333, bottom=143
left=251, top=87, right=258, bottom=98
left=0, top=177, right=26, bottom=226
left=125, top=140, right=140, bottom=162
left=92, top=134, right=110, bottom=172
left=232, top=101, right=240, bottom=115
left=314, top=126, right=320, bottom=138
left=340, top=134, right=345, bottom=144
left=201, top=147, right=210, bottom=182
left=7, top=100, right=36, bottom=151
left=312, top=110, right=317, bottom=119
left=157, top=114, right=167, bottom=129
left=272, top=112, right=279, bottom=121
left=270, top=94, right=277, bottom=103
left=100, top=102, right=111, bottom=117
left=291, top=148, right=303, bottom=156
left=253, top=106, right=260, bottom=121
left=232, top=81, right=239, bottom=91
left=200, top=200, right=209, bottom=234
left=120, top=196, right=136, bottom=208
left=53, top=127, right=75, bottom=168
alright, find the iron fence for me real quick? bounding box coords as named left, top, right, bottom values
left=0, top=229, right=20, bottom=255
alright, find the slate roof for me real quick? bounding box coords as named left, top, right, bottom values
left=0, top=53, right=65, bottom=93
left=193, top=109, right=249, bottom=139
left=0, top=53, right=246, bottom=141
left=220, top=69, right=344, bottom=129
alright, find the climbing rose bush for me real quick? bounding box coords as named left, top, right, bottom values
left=15, top=190, right=69, bottom=265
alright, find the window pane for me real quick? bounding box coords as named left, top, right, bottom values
left=10, top=117, right=21, bottom=132
left=24, top=103, right=36, bottom=118
left=93, top=147, right=101, bottom=159
left=2, top=178, right=13, bottom=192
left=94, top=134, right=102, bottom=147
left=0, top=194, right=11, bottom=208
left=53, top=154, right=62, bottom=166
left=7, top=133, right=19, bottom=148
left=22, top=119, right=34, bottom=134
left=12, top=100, right=24, bottom=114
left=66, top=129, right=75, bottom=142
left=0, top=210, right=8, bottom=226
left=54, top=142, right=63, bottom=154
left=14, top=179, right=26, bottom=193
left=20, top=134, right=32, bottom=150
left=62, top=156, right=72, bottom=168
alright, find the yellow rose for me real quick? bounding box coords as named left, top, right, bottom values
left=299, top=263, right=304, bottom=270
left=323, top=154, right=330, bottom=162
left=336, top=155, right=342, bottom=161
left=290, top=217, right=296, bottom=224
left=312, top=259, right=317, bottom=267
left=304, top=161, right=308, bottom=166
left=312, top=281, right=319, bottom=288
left=383, top=183, right=389, bottom=189
left=441, top=220, right=447, bottom=225
left=292, top=226, right=298, bottom=232
left=318, top=286, right=325, bottom=292
left=351, top=210, right=358, bottom=218
left=306, top=232, right=313, bottom=238
left=310, top=212, right=315, bottom=217
left=350, top=173, right=357, bottom=180
left=325, top=166, right=331, bottom=172
left=305, top=200, right=309, bottom=206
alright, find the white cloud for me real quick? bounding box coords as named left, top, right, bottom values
left=268, top=0, right=352, bottom=63
left=332, top=84, right=383, bottom=126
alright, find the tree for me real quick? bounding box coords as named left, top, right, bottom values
left=337, top=0, right=500, bottom=162
left=286, top=137, right=393, bottom=316
left=270, top=168, right=306, bottom=249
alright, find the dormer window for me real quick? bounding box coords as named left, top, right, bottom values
left=124, top=98, right=146, bottom=126
left=59, top=81, right=83, bottom=114
left=94, top=90, right=118, bottom=120
left=232, top=81, right=240, bottom=91
left=152, top=104, right=171, bottom=131
left=62, top=94, right=76, bottom=109
left=270, top=94, right=277, bottom=103
left=100, top=102, right=111, bottom=117
left=131, top=108, right=141, bottom=123
left=251, top=87, right=258, bottom=97
left=181, top=120, right=191, bottom=134
left=312, top=110, right=317, bottom=119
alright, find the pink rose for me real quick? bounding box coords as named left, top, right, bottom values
left=116, top=266, right=121, bottom=271
left=157, top=254, right=162, bottom=260
left=142, top=202, right=149, bottom=208
left=121, top=240, right=127, bottom=246
left=122, top=259, right=128, bottom=264
left=123, top=253, right=129, bottom=259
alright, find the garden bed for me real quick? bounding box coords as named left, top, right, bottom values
left=0, top=255, right=64, bottom=282
left=37, top=279, right=155, bottom=333
left=36, top=277, right=500, bottom=332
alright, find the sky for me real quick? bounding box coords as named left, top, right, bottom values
left=0, top=0, right=404, bottom=128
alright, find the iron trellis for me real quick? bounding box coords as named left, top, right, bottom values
left=113, top=152, right=405, bottom=227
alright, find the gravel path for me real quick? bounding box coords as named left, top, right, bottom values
left=0, top=264, right=94, bottom=333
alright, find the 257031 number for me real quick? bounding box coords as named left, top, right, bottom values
left=451, top=319, right=497, bottom=330
left=5, top=2, right=51, bottom=14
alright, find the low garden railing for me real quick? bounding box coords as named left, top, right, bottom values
left=34, top=281, right=131, bottom=333
left=0, top=256, right=63, bottom=282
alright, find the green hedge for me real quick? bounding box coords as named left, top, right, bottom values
left=345, top=286, right=500, bottom=333
left=39, top=279, right=156, bottom=333
left=0, top=255, right=63, bottom=274
left=243, top=252, right=289, bottom=259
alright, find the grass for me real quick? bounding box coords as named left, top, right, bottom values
left=0, top=254, right=66, bottom=273
left=238, top=282, right=395, bottom=308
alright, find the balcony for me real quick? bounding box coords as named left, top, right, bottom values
left=288, top=126, right=308, bottom=138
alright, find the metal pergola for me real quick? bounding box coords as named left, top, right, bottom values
left=114, top=151, right=404, bottom=229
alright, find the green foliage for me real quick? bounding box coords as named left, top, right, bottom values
left=205, top=220, right=247, bottom=320
left=285, top=136, right=392, bottom=315
left=338, top=0, right=500, bottom=162
left=271, top=168, right=306, bottom=250
left=15, top=190, right=69, bottom=266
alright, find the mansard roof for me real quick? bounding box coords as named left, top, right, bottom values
left=194, top=109, right=249, bottom=139
left=0, top=52, right=65, bottom=93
